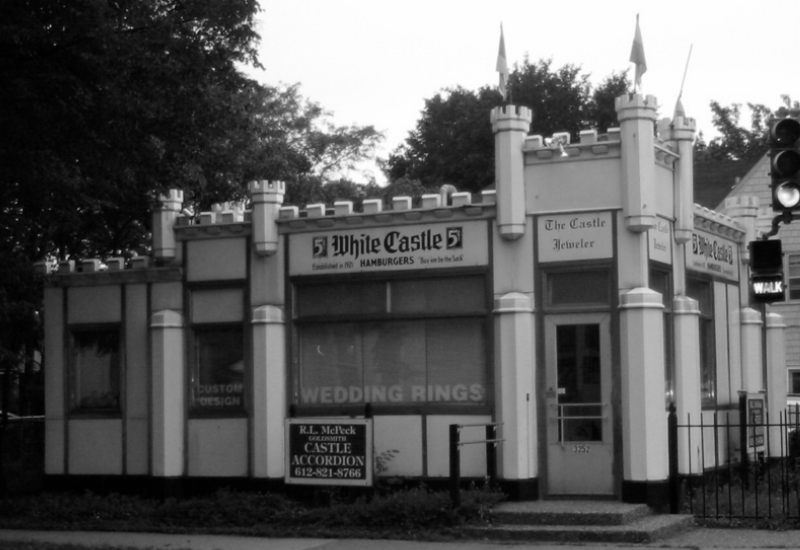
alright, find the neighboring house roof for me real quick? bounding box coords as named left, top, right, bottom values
left=693, top=157, right=762, bottom=210
left=714, top=154, right=771, bottom=212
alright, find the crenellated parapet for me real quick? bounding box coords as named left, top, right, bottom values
left=276, top=190, right=497, bottom=233
left=693, top=204, right=746, bottom=242
left=523, top=128, right=622, bottom=163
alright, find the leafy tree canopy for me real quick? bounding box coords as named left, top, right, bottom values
left=694, top=95, right=799, bottom=162
left=0, top=0, right=382, bottom=265
left=384, top=59, right=630, bottom=193
left=0, top=0, right=382, bottom=425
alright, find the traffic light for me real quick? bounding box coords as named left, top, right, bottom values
left=749, top=239, right=785, bottom=303
left=770, top=117, right=800, bottom=213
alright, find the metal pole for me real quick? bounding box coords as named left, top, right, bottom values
left=486, top=424, right=497, bottom=488
left=449, top=424, right=461, bottom=508
left=668, top=402, right=679, bottom=513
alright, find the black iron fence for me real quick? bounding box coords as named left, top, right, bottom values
left=448, top=422, right=503, bottom=508
left=668, top=398, right=800, bottom=522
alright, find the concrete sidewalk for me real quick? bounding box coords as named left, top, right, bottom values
left=1, top=528, right=799, bottom=550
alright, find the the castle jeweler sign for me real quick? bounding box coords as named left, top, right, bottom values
left=289, top=221, right=488, bottom=275
left=537, top=211, right=613, bottom=263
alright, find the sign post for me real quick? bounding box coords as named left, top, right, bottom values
left=285, top=418, right=373, bottom=486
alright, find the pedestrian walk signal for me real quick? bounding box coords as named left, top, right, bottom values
left=749, top=239, right=785, bottom=303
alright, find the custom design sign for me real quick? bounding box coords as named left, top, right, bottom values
left=648, top=219, right=672, bottom=264
left=686, top=228, right=739, bottom=282
left=537, top=212, right=613, bottom=263
left=289, top=221, right=488, bottom=275
left=285, top=419, right=373, bottom=486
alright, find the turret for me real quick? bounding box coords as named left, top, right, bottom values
left=661, top=111, right=697, bottom=243
left=491, top=105, right=532, bottom=240
left=615, top=94, right=658, bottom=232
left=153, top=189, right=184, bottom=262
left=249, top=180, right=285, bottom=256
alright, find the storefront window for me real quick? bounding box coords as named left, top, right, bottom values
left=546, top=269, right=610, bottom=308
left=190, top=287, right=246, bottom=414
left=192, top=326, right=245, bottom=412
left=686, top=277, right=715, bottom=407
left=70, top=328, right=121, bottom=412
left=295, top=276, right=487, bottom=408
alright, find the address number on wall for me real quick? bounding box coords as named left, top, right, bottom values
left=572, top=445, right=591, bottom=453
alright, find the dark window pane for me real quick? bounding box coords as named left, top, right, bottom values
left=392, top=276, right=485, bottom=314
left=547, top=270, right=609, bottom=306
left=299, top=323, right=364, bottom=405
left=686, top=278, right=712, bottom=315
left=72, top=329, right=120, bottom=411
left=296, top=282, right=385, bottom=317
left=194, top=327, right=244, bottom=410
left=426, top=319, right=487, bottom=403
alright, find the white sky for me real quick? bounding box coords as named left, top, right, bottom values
left=250, top=0, right=798, bottom=184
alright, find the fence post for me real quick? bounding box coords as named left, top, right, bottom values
left=485, top=424, right=497, bottom=488
left=739, top=392, right=749, bottom=489
left=449, top=424, right=461, bottom=508
left=668, top=402, right=679, bottom=514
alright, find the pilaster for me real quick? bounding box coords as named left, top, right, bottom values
left=765, top=312, right=788, bottom=458
left=740, top=308, right=764, bottom=392
left=150, top=310, right=185, bottom=477
left=619, top=288, right=667, bottom=501
left=493, top=292, right=536, bottom=481
left=252, top=305, right=286, bottom=478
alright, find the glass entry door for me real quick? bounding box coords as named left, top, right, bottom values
left=545, top=313, right=614, bottom=495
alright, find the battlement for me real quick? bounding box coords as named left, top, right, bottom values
left=275, top=189, right=497, bottom=232
left=693, top=203, right=746, bottom=241
left=248, top=180, right=286, bottom=195
left=159, top=189, right=184, bottom=209
left=614, top=93, right=658, bottom=111
left=490, top=104, right=533, bottom=125
left=523, top=128, right=623, bottom=162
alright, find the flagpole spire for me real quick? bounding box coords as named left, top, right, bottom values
left=629, top=13, right=647, bottom=94
left=496, top=23, right=509, bottom=104
left=674, top=44, right=693, bottom=119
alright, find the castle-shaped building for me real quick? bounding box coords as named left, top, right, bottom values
left=39, top=93, right=788, bottom=507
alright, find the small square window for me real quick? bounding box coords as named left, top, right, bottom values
left=70, top=328, right=121, bottom=412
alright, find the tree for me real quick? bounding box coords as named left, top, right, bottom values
left=695, top=95, right=799, bottom=161
left=385, top=59, right=631, bottom=193
left=385, top=86, right=500, bottom=193
left=0, top=0, right=382, bottom=493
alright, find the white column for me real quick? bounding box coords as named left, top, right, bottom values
left=493, top=292, right=536, bottom=480
left=740, top=308, right=764, bottom=392
left=765, top=312, right=788, bottom=458
left=252, top=305, right=286, bottom=478
left=672, top=296, right=701, bottom=474
left=619, top=288, right=667, bottom=482
left=150, top=310, right=184, bottom=477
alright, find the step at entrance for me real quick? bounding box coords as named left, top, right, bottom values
left=466, top=500, right=694, bottom=544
